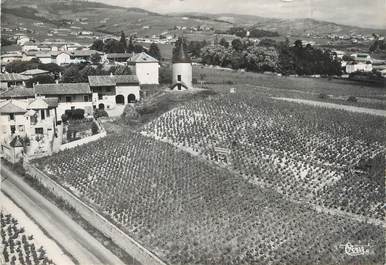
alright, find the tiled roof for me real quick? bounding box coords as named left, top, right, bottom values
left=0, top=73, right=30, bottom=82
left=10, top=136, right=24, bottom=148
left=113, top=75, right=139, bottom=84
left=20, top=69, right=50, bottom=76
left=106, top=53, right=132, bottom=59
left=88, top=75, right=139, bottom=87
left=43, top=97, right=59, bottom=108
left=35, top=83, right=91, bottom=95
left=127, top=52, right=158, bottom=63
left=0, top=87, right=35, bottom=99
left=0, top=101, right=27, bottom=114
left=88, top=76, right=116, bottom=87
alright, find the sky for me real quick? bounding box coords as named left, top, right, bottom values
left=95, top=0, right=386, bottom=29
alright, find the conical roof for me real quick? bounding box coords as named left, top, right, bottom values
left=173, top=39, right=191, bottom=64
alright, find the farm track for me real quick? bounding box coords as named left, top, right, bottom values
left=273, top=97, right=386, bottom=117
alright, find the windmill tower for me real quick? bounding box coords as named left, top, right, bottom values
left=171, top=37, right=192, bottom=90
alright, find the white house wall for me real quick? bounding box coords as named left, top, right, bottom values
left=135, top=63, right=159, bottom=84
left=116, top=85, right=140, bottom=103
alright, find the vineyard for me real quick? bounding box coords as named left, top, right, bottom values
left=141, top=93, right=385, bottom=220
left=34, top=129, right=384, bottom=265
left=1, top=211, right=54, bottom=265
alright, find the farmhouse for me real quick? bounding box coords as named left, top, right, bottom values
left=351, top=53, right=372, bottom=63
left=1, top=53, right=23, bottom=65
left=88, top=74, right=140, bottom=110
left=34, top=83, right=93, bottom=120
left=127, top=52, right=159, bottom=85
left=22, top=41, right=39, bottom=52
left=0, top=97, right=62, bottom=163
left=105, top=53, right=133, bottom=64
left=0, top=73, right=30, bottom=88
left=346, top=61, right=373, bottom=74
left=20, top=69, right=50, bottom=78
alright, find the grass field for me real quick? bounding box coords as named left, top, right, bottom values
left=193, top=66, right=386, bottom=109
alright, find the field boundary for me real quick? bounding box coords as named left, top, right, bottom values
left=272, top=97, right=386, bottom=117
left=23, top=161, right=167, bottom=265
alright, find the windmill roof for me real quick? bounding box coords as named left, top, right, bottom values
left=173, top=40, right=191, bottom=64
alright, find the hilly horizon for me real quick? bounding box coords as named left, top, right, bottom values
left=2, top=0, right=385, bottom=42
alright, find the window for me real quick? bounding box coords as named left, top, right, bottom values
left=35, top=128, right=43, bottom=134
left=98, top=94, right=103, bottom=100
left=177, top=75, right=182, bottom=81
left=9, top=113, right=15, bottom=121
left=84, top=95, right=89, bottom=102
left=46, top=109, right=50, bottom=117
left=18, top=125, right=24, bottom=132
left=41, top=109, right=45, bottom=120
left=10, top=125, right=16, bottom=134
left=66, top=96, right=72, bottom=102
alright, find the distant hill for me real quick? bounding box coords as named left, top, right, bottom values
left=171, top=12, right=386, bottom=36
left=2, top=0, right=385, bottom=42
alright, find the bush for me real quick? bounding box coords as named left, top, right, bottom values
left=91, top=122, right=99, bottom=135
left=65, top=109, right=85, bottom=120
left=94, top=109, right=108, bottom=119
left=347, top=96, right=358, bottom=102
left=318, top=93, right=329, bottom=99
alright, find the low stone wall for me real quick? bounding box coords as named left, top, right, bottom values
left=59, top=119, right=107, bottom=151
left=59, top=131, right=107, bottom=151
left=24, top=161, right=166, bottom=265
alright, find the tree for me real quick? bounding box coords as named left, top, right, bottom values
left=79, top=65, right=97, bottom=82
left=104, top=39, right=125, bottom=53
left=219, top=38, right=229, bottom=48
left=148, top=43, right=161, bottom=60
left=61, top=65, right=82, bottom=83
left=119, top=31, right=127, bottom=51
left=109, top=65, right=132, bottom=75
left=26, top=75, right=55, bottom=88
left=133, top=44, right=144, bottom=53
left=90, top=53, right=101, bottom=64
left=231, top=39, right=243, bottom=52
left=38, top=63, right=63, bottom=74
left=127, top=36, right=135, bottom=53
left=5, top=60, right=39, bottom=73
left=90, top=39, right=104, bottom=52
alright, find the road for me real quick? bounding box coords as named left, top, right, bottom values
left=1, top=164, right=132, bottom=265
left=273, top=97, right=386, bottom=117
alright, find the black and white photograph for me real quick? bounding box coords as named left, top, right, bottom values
left=0, top=0, right=385, bottom=264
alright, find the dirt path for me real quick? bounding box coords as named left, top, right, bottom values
left=1, top=165, right=129, bottom=265
left=273, top=97, right=386, bottom=117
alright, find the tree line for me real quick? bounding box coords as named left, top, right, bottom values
left=90, top=31, right=162, bottom=61
left=200, top=38, right=341, bottom=75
